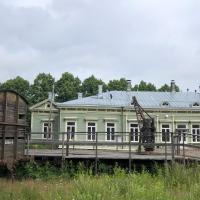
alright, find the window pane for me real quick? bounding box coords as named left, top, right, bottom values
left=107, top=133, right=110, bottom=140
left=130, top=124, right=138, bottom=128
left=88, top=122, right=95, bottom=126
left=193, top=125, right=200, bottom=128
left=107, top=123, right=114, bottom=127
left=177, top=124, right=186, bottom=129
left=162, top=124, right=169, bottom=128
left=67, top=122, right=75, bottom=126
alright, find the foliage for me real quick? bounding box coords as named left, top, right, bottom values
left=0, top=76, right=30, bottom=100
left=1, top=163, right=200, bottom=200
left=158, top=83, right=180, bottom=92
left=15, top=161, right=92, bottom=180
left=81, top=75, right=106, bottom=96
left=133, top=80, right=157, bottom=91
left=0, top=72, right=181, bottom=105
left=107, top=78, right=128, bottom=91
left=30, top=73, right=55, bottom=104
left=55, top=72, right=81, bottom=102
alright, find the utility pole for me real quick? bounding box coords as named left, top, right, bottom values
left=48, top=83, right=55, bottom=139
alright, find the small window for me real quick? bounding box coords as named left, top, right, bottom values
left=46, top=103, right=51, bottom=108
left=87, top=122, right=96, bottom=141
left=193, top=102, right=200, bottom=107
left=18, top=114, right=25, bottom=120
left=66, top=121, right=76, bottom=140
left=43, top=122, right=52, bottom=139
left=161, top=124, right=170, bottom=142
left=192, top=125, right=200, bottom=142
left=176, top=124, right=187, bottom=142
left=129, top=123, right=139, bottom=142
left=106, top=123, right=115, bottom=141
left=5, top=139, right=14, bottom=145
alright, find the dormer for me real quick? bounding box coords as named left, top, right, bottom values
left=161, top=101, right=170, bottom=107
left=192, top=102, right=200, bottom=107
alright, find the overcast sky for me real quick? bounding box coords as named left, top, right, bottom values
left=0, top=0, right=200, bottom=91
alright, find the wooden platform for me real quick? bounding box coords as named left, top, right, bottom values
left=25, top=149, right=190, bottom=161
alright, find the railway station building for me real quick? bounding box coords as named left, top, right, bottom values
left=30, top=81, right=200, bottom=145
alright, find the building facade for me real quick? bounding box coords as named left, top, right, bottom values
left=0, top=90, right=28, bottom=161
left=30, top=84, right=200, bottom=145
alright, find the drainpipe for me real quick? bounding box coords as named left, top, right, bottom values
left=121, top=107, right=124, bottom=149
left=172, top=115, right=175, bottom=133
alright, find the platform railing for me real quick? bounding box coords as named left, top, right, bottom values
left=25, top=131, right=200, bottom=173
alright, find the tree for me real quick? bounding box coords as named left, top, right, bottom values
left=81, top=75, right=106, bottom=96
left=107, top=78, right=128, bottom=91
left=0, top=76, right=30, bottom=100
left=158, top=84, right=170, bottom=92
left=55, top=72, right=81, bottom=102
left=30, top=73, right=55, bottom=104
left=158, top=84, right=180, bottom=92
left=133, top=81, right=156, bottom=91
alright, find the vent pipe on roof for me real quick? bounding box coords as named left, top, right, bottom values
left=127, top=80, right=132, bottom=92
left=78, top=92, right=83, bottom=99
left=170, top=80, right=176, bottom=92
left=98, top=85, right=103, bottom=98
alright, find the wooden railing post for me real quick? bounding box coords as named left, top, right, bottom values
left=61, top=132, right=64, bottom=168
left=116, top=134, right=118, bottom=151
left=171, top=132, right=175, bottom=163
left=128, top=131, right=131, bottom=173
left=183, top=132, right=185, bottom=166
left=14, top=129, right=18, bottom=160
left=95, top=132, right=98, bottom=175
left=165, top=131, right=167, bottom=166
left=66, top=132, right=69, bottom=157
left=27, top=132, right=30, bottom=157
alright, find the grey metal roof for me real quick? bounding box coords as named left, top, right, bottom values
left=56, top=91, right=200, bottom=109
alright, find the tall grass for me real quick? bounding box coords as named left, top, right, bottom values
left=1, top=163, right=200, bottom=200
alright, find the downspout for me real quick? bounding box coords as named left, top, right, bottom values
left=59, top=107, right=61, bottom=136
left=121, top=107, right=124, bottom=149
left=172, top=115, right=175, bottom=133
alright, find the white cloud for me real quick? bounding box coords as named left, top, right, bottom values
left=1, top=0, right=52, bottom=9
left=0, top=0, right=200, bottom=90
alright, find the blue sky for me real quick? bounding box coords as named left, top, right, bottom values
left=0, top=0, right=200, bottom=91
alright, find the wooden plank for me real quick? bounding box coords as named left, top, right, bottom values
left=14, top=94, right=19, bottom=160
left=1, top=91, right=7, bottom=159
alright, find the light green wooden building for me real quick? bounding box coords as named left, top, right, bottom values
left=30, top=81, right=200, bottom=145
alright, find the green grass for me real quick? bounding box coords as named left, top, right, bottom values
left=1, top=163, right=200, bottom=200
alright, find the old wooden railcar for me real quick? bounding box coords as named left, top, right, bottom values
left=0, top=90, right=28, bottom=161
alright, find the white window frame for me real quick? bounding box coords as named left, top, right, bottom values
left=161, top=124, right=171, bottom=143
left=176, top=124, right=188, bottom=143
left=65, top=121, right=76, bottom=141
left=192, top=124, right=200, bottom=143
left=129, top=123, right=139, bottom=142
left=86, top=122, right=97, bottom=141
left=42, top=122, right=53, bottom=139
left=105, top=122, right=116, bottom=141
